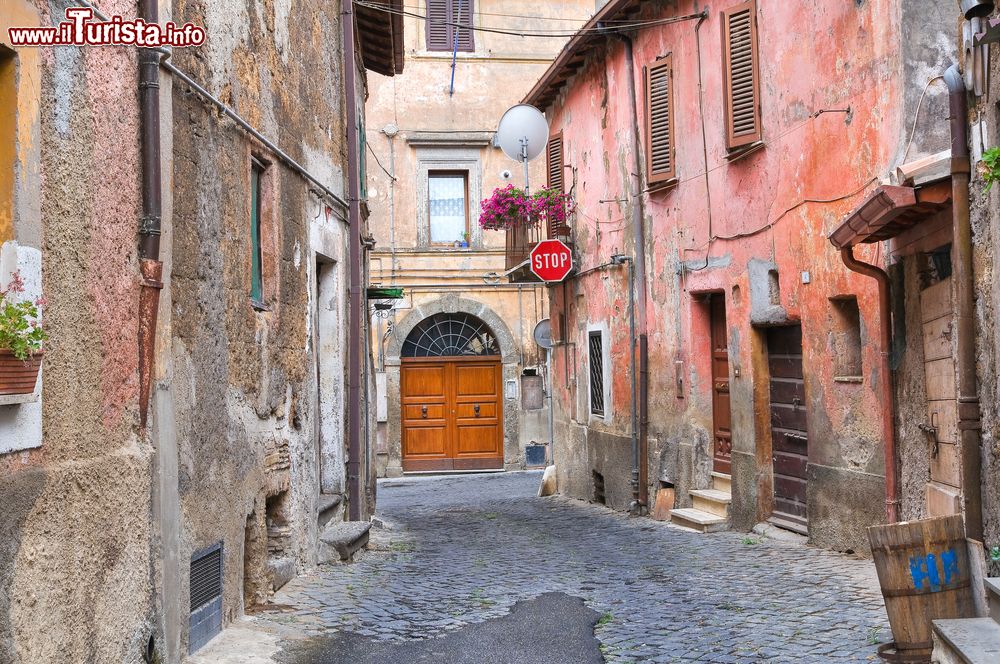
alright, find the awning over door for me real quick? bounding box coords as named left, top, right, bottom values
left=828, top=182, right=952, bottom=249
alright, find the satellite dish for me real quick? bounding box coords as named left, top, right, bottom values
left=533, top=318, right=553, bottom=350
left=496, top=104, right=549, bottom=163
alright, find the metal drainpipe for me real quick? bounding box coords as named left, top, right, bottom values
left=137, top=0, right=163, bottom=428
left=619, top=33, right=649, bottom=511
left=839, top=247, right=899, bottom=523
left=343, top=0, right=364, bottom=522
left=944, top=65, right=983, bottom=542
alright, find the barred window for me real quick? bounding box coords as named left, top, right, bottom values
left=589, top=331, right=605, bottom=416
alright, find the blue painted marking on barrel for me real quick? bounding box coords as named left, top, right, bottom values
left=909, top=548, right=961, bottom=592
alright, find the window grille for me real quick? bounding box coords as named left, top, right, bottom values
left=589, top=331, right=604, bottom=416
left=402, top=313, right=499, bottom=358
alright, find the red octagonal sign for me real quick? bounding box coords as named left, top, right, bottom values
left=530, top=239, right=573, bottom=282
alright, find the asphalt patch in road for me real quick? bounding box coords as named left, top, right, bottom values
left=278, top=592, right=604, bottom=664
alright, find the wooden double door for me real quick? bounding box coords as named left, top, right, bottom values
left=401, top=356, right=504, bottom=472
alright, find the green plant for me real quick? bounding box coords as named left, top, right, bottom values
left=867, top=626, right=883, bottom=645
left=596, top=612, right=614, bottom=627
left=740, top=536, right=761, bottom=545
left=0, top=271, right=46, bottom=360
left=980, top=146, right=1000, bottom=192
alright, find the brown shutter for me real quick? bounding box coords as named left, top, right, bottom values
left=547, top=132, right=564, bottom=193
left=546, top=132, right=565, bottom=237
left=426, top=0, right=474, bottom=52
left=426, top=0, right=451, bottom=51
left=722, top=0, right=761, bottom=150
left=645, top=55, right=676, bottom=184
left=453, top=0, right=474, bottom=52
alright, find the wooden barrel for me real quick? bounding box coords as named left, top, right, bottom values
left=868, top=515, right=976, bottom=660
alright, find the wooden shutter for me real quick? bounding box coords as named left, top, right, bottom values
left=547, top=133, right=564, bottom=193
left=426, top=0, right=474, bottom=52
left=722, top=1, right=761, bottom=150
left=645, top=55, right=676, bottom=184
left=452, top=0, right=474, bottom=52
left=426, top=0, right=451, bottom=51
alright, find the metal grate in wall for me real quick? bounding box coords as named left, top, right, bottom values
left=189, top=542, right=223, bottom=654
left=589, top=331, right=604, bottom=416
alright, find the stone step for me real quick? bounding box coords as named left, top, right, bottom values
left=690, top=489, right=732, bottom=518
left=711, top=472, right=732, bottom=493
left=317, top=493, right=343, bottom=529
left=267, top=557, right=296, bottom=592
left=668, top=507, right=728, bottom=533
left=318, top=520, right=371, bottom=563
left=987, top=578, right=1000, bottom=625
left=933, top=618, right=1000, bottom=664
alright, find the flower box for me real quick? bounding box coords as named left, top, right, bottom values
left=0, top=349, right=42, bottom=397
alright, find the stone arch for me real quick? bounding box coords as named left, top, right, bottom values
left=386, top=294, right=518, bottom=365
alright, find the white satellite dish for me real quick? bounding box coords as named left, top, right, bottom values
left=495, top=104, right=549, bottom=191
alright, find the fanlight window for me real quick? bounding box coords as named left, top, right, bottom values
left=402, top=313, right=500, bottom=358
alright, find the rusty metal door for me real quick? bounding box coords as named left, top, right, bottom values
left=767, top=325, right=808, bottom=534
left=711, top=296, right=733, bottom=474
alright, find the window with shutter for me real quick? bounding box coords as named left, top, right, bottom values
left=426, top=0, right=475, bottom=53
left=721, top=1, right=761, bottom=150
left=546, top=132, right=566, bottom=236
left=645, top=55, right=676, bottom=184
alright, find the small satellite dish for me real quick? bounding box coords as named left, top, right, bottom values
left=533, top=318, right=553, bottom=350
left=496, top=104, right=549, bottom=163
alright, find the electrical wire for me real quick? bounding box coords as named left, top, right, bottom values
left=900, top=75, right=945, bottom=165
left=367, top=142, right=397, bottom=181
left=356, top=2, right=704, bottom=38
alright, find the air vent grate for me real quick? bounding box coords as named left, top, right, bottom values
left=190, top=545, right=222, bottom=612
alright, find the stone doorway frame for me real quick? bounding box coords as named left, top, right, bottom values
left=383, top=295, right=519, bottom=477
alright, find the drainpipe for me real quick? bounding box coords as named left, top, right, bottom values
left=137, top=0, right=163, bottom=428
left=619, top=33, right=649, bottom=512
left=839, top=247, right=899, bottom=524
left=343, top=0, right=364, bottom=521
left=944, top=65, right=983, bottom=542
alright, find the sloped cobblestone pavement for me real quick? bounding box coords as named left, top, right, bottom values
left=221, top=471, right=890, bottom=663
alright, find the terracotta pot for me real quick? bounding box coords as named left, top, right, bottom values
left=0, top=349, right=43, bottom=396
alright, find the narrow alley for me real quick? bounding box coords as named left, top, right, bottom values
left=192, top=472, right=889, bottom=664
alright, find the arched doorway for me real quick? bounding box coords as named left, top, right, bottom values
left=400, top=313, right=504, bottom=471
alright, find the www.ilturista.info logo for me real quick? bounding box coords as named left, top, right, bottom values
left=8, top=7, right=205, bottom=47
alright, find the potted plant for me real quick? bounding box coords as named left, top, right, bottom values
left=0, top=271, right=47, bottom=397
left=459, top=232, right=470, bottom=248
left=478, top=184, right=538, bottom=231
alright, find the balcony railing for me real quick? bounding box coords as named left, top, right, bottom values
left=505, top=216, right=572, bottom=284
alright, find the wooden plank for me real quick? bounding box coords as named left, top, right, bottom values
left=929, top=441, right=962, bottom=488
left=926, top=481, right=962, bottom=517
left=771, top=404, right=808, bottom=431
left=768, top=357, right=804, bottom=379
left=922, top=315, right=954, bottom=362
left=769, top=377, right=805, bottom=403
left=924, top=357, right=957, bottom=401
left=920, top=277, right=953, bottom=324
left=928, top=400, right=959, bottom=444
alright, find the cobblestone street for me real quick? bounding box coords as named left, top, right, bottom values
left=192, top=471, right=890, bottom=663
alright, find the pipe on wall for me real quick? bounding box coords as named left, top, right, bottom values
left=137, top=0, right=163, bottom=428
left=617, top=33, right=650, bottom=512
left=944, top=65, right=983, bottom=542
left=839, top=247, right=899, bottom=524
left=343, top=0, right=365, bottom=522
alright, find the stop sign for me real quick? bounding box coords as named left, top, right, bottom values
left=530, top=239, right=573, bottom=282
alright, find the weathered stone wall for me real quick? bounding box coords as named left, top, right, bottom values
left=166, top=0, right=353, bottom=653
left=1, top=1, right=157, bottom=662
left=971, top=22, right=1000, bottom=556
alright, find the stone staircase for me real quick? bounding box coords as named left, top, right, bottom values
left=668, top=472, right=732, bottom=533
left=932, top=577, right=1000, bottom=663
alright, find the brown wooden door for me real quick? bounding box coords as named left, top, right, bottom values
left=921, top=277, right=962, bottom=516
left=767, top=325, right=809, bottom=534
left=711, top=297, right=733, bottom=474
left=401, top=357, right=503, bottom=472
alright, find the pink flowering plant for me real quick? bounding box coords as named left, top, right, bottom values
left=478, top=185, right=572, bottom=231
left=0, top=271, right=47, bottom=360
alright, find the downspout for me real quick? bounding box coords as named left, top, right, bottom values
left=944, top=65, right=983, bottom=541
left=619, top=33, right=649, bottom=511
left=137, top=0, right=163, bottom=428
left=839, top=247, right=899, bottom=524
left=344, top=0, right=364, bottom=521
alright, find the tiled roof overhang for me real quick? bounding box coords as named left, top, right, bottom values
left=522, top=0, right=642, bottom=111
left=828, top=183, right=952, bottom=250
